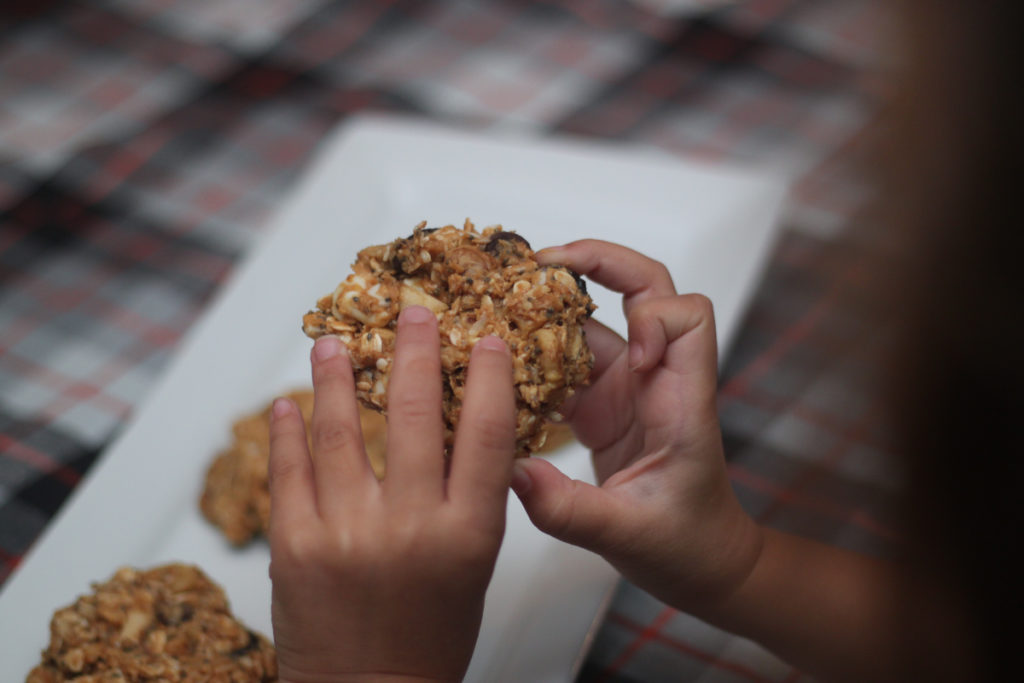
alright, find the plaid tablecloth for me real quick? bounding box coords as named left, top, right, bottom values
left=1, top=1, right=896, bottom=681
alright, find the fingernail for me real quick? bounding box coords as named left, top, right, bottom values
left=475, top=335, right=507, bottom=353
left=628, top=340, right=644, bottom=371
left=510, top=460, right=532, bottom=496
left=313, top=335, right=341, bottom=362
left=400, top=305, right=433, bottom=325
left=534, top=247, right=563, bottom=264
left=271, top=397, right=294, bottom=420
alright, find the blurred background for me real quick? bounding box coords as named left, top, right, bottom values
left=1, top=1, right=893, bottom=680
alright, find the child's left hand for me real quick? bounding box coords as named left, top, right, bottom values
left=267, top=306, right=516, bottom=683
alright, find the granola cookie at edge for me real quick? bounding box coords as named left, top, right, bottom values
left=26, top=563, right=277, bottom=683
left=302, top=220, right=595, bottom=455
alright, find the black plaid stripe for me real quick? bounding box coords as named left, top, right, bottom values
left=0, top=3, right=235, bottom=174
left=268, top=0, right=667, bottom=128
left=97, top=0, right=330, bottom=54
left=0, top=411, right=100, bottom=584
left=0, top=164, right=35, bottom=214
left=554, top=3, right=856, bottom=129
left=552, top=5, right=876, bottom=238
left=0, top=182, right=238, bottom=453
left=2, top=182, right=237, bottom=300
left=54, top=64, right=421, bottom=252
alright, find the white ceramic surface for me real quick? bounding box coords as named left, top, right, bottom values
left=0, top=114, right=787, bottom=682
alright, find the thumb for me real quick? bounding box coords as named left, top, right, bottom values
left=510, top=457, right=621, bottom=552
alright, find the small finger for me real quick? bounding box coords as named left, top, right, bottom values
left=385, top=306, right=446, bottom=504
left=310, top=336, right=375, bottom=515
left=448, top=335, right=515, bottom=532
left=555, top=318, right=624, bottom=423
left=268, top=397, right=318, bottom=534
left=583, top=316, right=626, bottom=381
left=536, top=239, right=676, bottom=317
left=626, top=293, right=718, bottom=377
left=626, top=293, right=720, bottom=433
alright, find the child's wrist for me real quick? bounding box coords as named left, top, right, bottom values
left=675, top=508, right=765, bottom=618
left=719, top=514, right=766, bottom=605
left=708, top=509, right=766, bottom=609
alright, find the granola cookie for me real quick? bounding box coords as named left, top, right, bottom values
left=302, top=220, right=595, bottom=455
left=200, top=390, right=387, bottom=545
left=26, top=563, right=276, bottom=683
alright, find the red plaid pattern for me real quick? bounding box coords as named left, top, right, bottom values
left=0, top=1, right=892, bottom=680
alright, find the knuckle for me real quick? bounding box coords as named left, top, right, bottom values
left=628, top=298, right=659, bottom=324
left=437, top=514, right=502, bottom=568
left=389, top=393, right=438, bottom=425
left=398, top=514, right=435, bottom=544
left=313, top=354, right=351, bottom=387
left=465, top=413, right=514, bottom=454
left=539, top=480, right=612, bottom=550
left=312, top=420, right=359, bottom=453
left=681, top=292, right=714, bottom=317
left=447, top=539, right=496, bottom=579
left=324, top=529, right=364, bottom=566
left=382, top=517, right=437, bottom=562
left=540, top=480, right=582, bottom=540
left=451, top=506, right=505, bottom=548
left=268, top=426, right=301, bottom=458
left=267, top=453, right=304, bottom=488
left=269, top=527, right=319, bottom=572
left=652, top=261, right=673, bottom=286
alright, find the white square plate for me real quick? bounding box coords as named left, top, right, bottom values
left=0, top=115, right=787, bottom=681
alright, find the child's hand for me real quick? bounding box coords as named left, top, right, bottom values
left=267, top=306, right=516, bottom=683
left=514, top=240, right=762, bottom=612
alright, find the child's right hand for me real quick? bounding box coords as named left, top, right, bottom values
left=513, top=239, right=763, bottom=612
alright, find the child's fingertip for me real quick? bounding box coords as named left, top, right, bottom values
left=510, top=459, right=532, bottom=496
left=534, top=246, right=566, bottom=264
left=399, top=304, right=435, bottom=326
left=627, top=339, right=645, bottom=372
left=475, top=334, right=508, bottom=354
left=271, top=397, right=295, bottom=420
left=312, top=335, right=342, bottom=362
